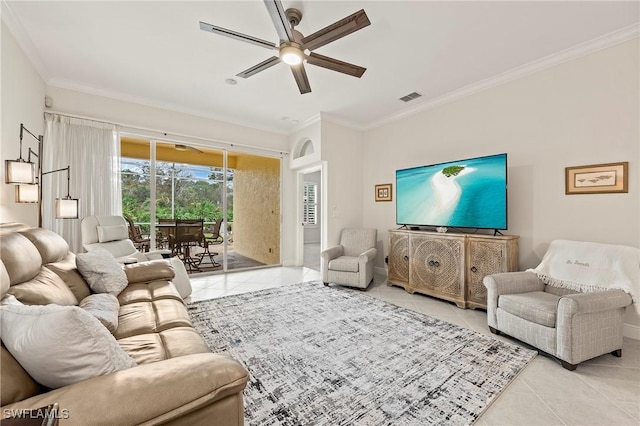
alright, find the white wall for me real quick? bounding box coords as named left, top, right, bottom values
left=363, top=39, right=640, bottom=331
left=45, top=86, right=287, bottom=151
left=0, top=22, right=46, bottom=226
left=321, top=118, right=365, bottom=246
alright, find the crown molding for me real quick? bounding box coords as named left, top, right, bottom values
left=46, top=78, right=288, bottom=136
left=1, top=0, right=50, bottom=82
left=365, top=24, right=640, bottom=131
left=320, top=112, right=366, bottom=132
left=289, top=113, right=321, bottom=134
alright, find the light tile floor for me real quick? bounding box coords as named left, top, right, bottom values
left=187, top=268, right=640, bottom=426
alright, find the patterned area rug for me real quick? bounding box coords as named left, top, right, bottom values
left=187, top=281, right=536, bottom=425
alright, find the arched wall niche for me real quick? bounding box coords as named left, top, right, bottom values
left=293, top=137, right=315, bottom=159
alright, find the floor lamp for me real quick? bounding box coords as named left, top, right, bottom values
left=5, top=123, right=79, bottom=227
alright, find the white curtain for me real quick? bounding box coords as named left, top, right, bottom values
left=43, top=113, right=121, bottom=252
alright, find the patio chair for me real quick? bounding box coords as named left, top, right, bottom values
left=124, top=216, right=150, bottom=252
left=196, top=218, right=222, bottom=267
left=174, top=219, right=205, bottom=272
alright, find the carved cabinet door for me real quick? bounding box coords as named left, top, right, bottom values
left=466, top=239, right=506, bottom=308
left=410, top=234, right=465, bottom=304
left=388, top=231, right=410, bottom=284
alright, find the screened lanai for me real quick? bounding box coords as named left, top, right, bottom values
left=120, top=136, right=281, bottom=273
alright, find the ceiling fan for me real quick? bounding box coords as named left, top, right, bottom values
left=175, top=144, right=203, bottom=154
left=199, top=0, right=371, bottom=94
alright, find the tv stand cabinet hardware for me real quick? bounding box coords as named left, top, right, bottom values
left=387, top=230, right=518, bottom=309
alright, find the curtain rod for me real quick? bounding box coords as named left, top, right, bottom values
left=44, top=109, right=290, bottom=155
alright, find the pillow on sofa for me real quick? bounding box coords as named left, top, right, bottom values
left=79, top=293, right=120, bottom=334
left=97, top=224, right=128, bottom=243
left=0, top=302, right=136, bottom=389
left=76, top=249, right=128, bottom=295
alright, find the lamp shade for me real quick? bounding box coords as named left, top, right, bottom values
left=5, top=160, right=36, bottom=184
left=55, top=198, right=79, bottom=219
left=15, top=184, right=39, bottom=203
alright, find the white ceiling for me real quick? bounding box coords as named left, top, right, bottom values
left=4, top=1, right=639, bottom=133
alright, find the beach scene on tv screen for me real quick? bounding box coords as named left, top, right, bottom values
left=396, top=154, right=507, bottom=229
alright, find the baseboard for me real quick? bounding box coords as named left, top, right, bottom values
left=374, top=266, right=388, bottom=277
left=623, top=323, right=640, bottom=340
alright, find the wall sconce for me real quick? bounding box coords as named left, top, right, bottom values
left=5, top=123, right=79, bottom=226
left=5, top=124, right=37, bottom=184
left=43, top=166, right=79, bottom=220
left=15, top=184, right=39, bottom=203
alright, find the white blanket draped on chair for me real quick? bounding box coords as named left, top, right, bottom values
left=528, top=239, right=640, bottom=313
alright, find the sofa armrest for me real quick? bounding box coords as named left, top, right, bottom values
left=321, top=246, right=343, bottom=283
left=321, top=246, right=343, bottom=262
left=484, top=272, right=545, bottom=329
left=145, top=250, right=172, bottom=260
left=556, top=290, right=632, bottom=364
left=559, top=289, right=632, bottom=315
left=124, top=259, right=175, bottom=284
left=483, top=272, right=545, bottom=296
left=1, top=353, right=248, bottom=426
left=359, top=248, right=377, bottom=263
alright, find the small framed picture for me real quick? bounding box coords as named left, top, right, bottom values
left=375, top=184, right=392, bottom=202
left=565, top=162, right=628, bottom=194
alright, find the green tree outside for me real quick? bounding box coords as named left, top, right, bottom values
left=121, top=158, right=233, bottom=234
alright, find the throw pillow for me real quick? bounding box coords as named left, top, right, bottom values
left=96, top=224, right=128, bottom=243
left=79, top=293, right=120, bottom=334
left=0, top=303, right=136, bottom=389
left=76, top=249, right=128, bottom=295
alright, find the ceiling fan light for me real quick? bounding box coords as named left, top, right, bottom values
left=280, top=45, right=302, bottom=65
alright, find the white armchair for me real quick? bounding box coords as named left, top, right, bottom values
left=80, top=215, right=192, bottom=298
left=322, top=228, right=377, bottom=289
left=484, top=240, right=636, bottom=370
left=81, top=215, right=167, bottom=262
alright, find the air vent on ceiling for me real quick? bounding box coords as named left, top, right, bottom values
left=399, top=92, right=422, bottom=102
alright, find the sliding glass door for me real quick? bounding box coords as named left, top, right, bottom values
left=120, top=136, right=281, bottom=273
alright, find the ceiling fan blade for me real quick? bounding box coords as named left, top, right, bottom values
left=301, top=9, right=370, bottom=51
left=306, top=52, right=366, bottom=78
left=199, top=21, right=278, bottom=50
left=176, top=144, right=203, bottom=154
left=290, top=63, right=311, bottom=94
left=236, top=56, right=281, bottom=78
left=263, top=0, right=293, bottom=42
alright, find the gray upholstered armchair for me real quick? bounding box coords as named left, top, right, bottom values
left=322, top=228, right=377, bottom=289
left=484, top=239, right=637, bottom=370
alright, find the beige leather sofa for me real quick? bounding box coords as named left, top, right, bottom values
left=0, top=224, right=248, bottom=425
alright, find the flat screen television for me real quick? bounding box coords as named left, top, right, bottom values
left=396, top=153, right=507, bottom=230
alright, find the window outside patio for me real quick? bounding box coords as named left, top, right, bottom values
left=120, top=137, right=281, bottom=273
